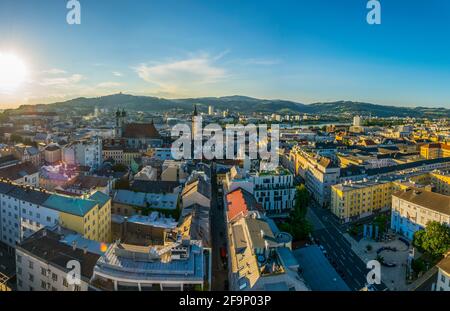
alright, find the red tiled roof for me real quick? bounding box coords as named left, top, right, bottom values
left=226, top=188, right=261, bottom=223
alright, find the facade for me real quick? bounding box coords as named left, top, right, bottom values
left=436, top=255, right=450, bottom=291
left=224, top=166, right=296, bottom=215
left=331, top=179, right=393, bottom=223
left=252, top=169, right=296, bottom=215
left=0, top=162, right=39, bottom=187
left=420, top=143, right=450, bottom=160
left=102, top=146, right=124, bottom=164
left=44, top=145, right=62, bottom=164
left=391, top=188, right=450, bottom=240
left=63, top=137, right=102, bottom=170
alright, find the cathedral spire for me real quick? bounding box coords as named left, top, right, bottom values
left=193, top=104, right=198, bottom=117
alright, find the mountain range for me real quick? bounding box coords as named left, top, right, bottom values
left=7, top=94, right=450, bottom=118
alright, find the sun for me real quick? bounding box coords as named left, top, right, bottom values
left=0, top=52, right=27, bottom=93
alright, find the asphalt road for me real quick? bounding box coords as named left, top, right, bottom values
left=209, top=163, right=229, bottom=291
left=309, top=206, right=388, bottom=291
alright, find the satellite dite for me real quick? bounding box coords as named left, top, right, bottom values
left=65, top=0, right=382, bottom=26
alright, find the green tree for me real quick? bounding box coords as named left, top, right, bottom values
left=281, top=184, right=312, bottom=241
left=413, top=222, right=450, bottom=258
left=112, top=164, right=128, bottom=172
left=293, top=184, right=310, bottom=219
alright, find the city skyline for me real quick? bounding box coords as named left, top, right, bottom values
left=1, top=0, right=450, bottom=109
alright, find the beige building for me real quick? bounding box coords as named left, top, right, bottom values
left=227, top=212, right=308, bottom=291
left=391, top=188, right=450, bottom=240
left=44, top=145, right=62, bottom=164
left=161, top=160, right=187, bottom=182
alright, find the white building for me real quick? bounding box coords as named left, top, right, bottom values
left=436, top=255, right=450, bottom=291
left=224, top=166, right=296, bottom=215
left=63, top=137, right=102, bottom=170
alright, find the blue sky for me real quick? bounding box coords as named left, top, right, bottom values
left=0, top=0, right=450, bottom=108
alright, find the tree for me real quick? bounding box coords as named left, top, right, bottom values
left=373, top=214, right=388, bottom=234
left=281, top=184, right=313, bottom=241
left=293, top=184, right=310, bottom=219
left=112, top=164, right=128, bottom=172
left=413, top=222, right=450, bottom=258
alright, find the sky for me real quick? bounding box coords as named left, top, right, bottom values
left=0, top=0, right=450, bottom=109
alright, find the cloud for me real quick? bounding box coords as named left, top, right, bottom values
left=135, top=53, right=227, bottom=94
left=97, top=82, right=122, bottom=88
left=39, top=74, right=84, bottom=87
left=236, top=58, right=281, bottom=66
left=42, top=68, right=67, bottom=75
left=112, top=71, right=122, bottom=77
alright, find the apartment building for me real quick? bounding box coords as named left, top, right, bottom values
left=331, top=169, right=450, bottom=223
left=15, top=227, right=102, bottom=291
left=224, top=166, right=296, bottom=215
left=0, top=162, right=39, bottom=187
left=331, top=179, right=394, bottom=223
left=227, top=211, right=308, bottom=291
left=391, top=188, right=450, bottom=240
left=0, top=181, right=111, bottom=250
left=63, top=137, right=102, bottom=170
left=420, top=143, right=450, bottom=160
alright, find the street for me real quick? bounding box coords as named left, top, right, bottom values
left=209, top=164, right=229, bottom=291
left=309, top=205, right=388, bottom=291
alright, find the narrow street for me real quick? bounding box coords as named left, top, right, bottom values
left=209, top=163, right=229, bottom=290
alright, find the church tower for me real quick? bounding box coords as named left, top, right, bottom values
left=115, top=108, right=126, bottom=138
left=192, top=104, right=199, bottom=141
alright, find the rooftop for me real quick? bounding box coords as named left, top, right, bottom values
left=17, top=228, right=101, bottom=281
left=294, top=246, right=350, bottom=291
left=393, top=188, right=450, bottom=216
left=43, top=194, right=99, bottom=217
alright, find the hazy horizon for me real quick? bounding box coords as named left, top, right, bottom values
left=1, top=1, right=450, bottom=109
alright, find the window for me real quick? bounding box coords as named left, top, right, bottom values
left=63, top=278, right=68, bottom=287
left=74, top=285, right=81, bottom=291
left=41, top=280, right=47, bottom=289
left=16, top=254, right=22, bottom=263
left=41, top=267, right=47, bottom=276
left=29, top=273, right=34, bottom=282
left=52, top=273, right=58, bottom=282
left=29, top=261, right=34, bottom=269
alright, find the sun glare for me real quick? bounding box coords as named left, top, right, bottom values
left=0, top=52, right=27, bottom=93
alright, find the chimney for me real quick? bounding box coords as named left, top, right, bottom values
left=83, top=246, right=88, bottom=255
left=72, top=241, right=77, bottom=251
